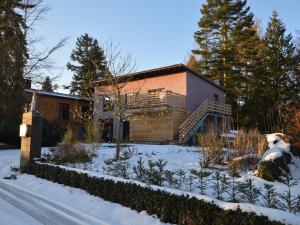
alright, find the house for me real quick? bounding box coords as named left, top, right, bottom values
left=94, top=64, right=232, bottom=144
left=25, top=89, right=91, bottom=131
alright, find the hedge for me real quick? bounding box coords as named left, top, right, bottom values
left=23, top=162, right=284, bottom=225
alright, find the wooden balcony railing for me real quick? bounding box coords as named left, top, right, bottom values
left=127, top=90, right=185, bottom=109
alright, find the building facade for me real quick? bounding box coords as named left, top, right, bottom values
left=94, top=64, right=232, bottom=144
left=25, top=89, right=91, bottom=131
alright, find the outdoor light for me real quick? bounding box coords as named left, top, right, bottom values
left=19, top=124, right=31, bottom=138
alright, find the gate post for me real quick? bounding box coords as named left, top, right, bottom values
left=19, top=93, right=42, bottom=168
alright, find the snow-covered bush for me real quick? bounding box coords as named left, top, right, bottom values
left=257, top=133, right=292, bottom=181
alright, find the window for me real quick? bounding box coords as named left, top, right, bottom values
left=59, top=103, right=69, bottom=120
left=214, top=94, right=219, bottom=101
left=103, top=96, right=114, bottom=112
left=81, top=105, right=89, bottom=114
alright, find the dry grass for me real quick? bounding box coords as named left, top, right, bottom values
left=197, top=129, right=223, bottom=168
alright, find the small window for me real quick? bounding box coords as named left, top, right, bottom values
left=214, top=94, right=219, bottom=101
left=103, top=96, right=113, bottom=112
left=59, top=103, right=70, bottom=120
left=81, top=105, right=89, bottom=114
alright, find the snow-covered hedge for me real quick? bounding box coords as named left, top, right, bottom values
left=23, top=162, right=284, bottom=225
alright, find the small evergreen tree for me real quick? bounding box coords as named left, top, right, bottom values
left=279, top=176, right=297, bottom=213
left=174, top=169, right=187, bottom=190
left=191, top=168, right=211, bottom=195
left=133, top=157, right=146, bottom=182
left=211, top=171, right=223, bottom=200
left=42, top=76, right=54, bottom=92
left=187, top=170, right=195, bottom=192
left=145, top=159, right=168, bottom=186
left=294, top=195, right=300, bottom=213
left=67, top=33, right=107, bottom=97
left=226, top=170, right=240, bottom=202
left=239, top=178, right=261, bottom=204
left=262, top=183, right=281, bottom=209
left=220, top=173, right=229, bottom=194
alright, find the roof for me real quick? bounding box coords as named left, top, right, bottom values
left=25, top=89, right=90, bottom=101
left=95, top=63, right=224, bottom=92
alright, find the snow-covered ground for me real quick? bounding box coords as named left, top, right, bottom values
left=0, top=149, right=168, bottom=225
left=1, top=138, right=300, bottom=225
left=42, top=142, right=300, bottom=223
left=63, top=143, right=300, bottom=200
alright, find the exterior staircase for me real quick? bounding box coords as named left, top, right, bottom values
left=178, top=98, right=232, bottom=144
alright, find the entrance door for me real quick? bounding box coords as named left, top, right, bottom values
left=123, top=121, right=130, bottom=143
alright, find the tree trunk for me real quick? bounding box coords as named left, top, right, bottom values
left=115, top=117, right=122, bottom=160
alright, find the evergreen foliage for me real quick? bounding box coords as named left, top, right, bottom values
left=238, top=178, right=261, bottom=204
left=67, top=33, right=106, bottom=97
left=191, top=168, right=211, bottom=195
left=243, top=11, right=300, bottom=132
left=41, top=76, right=54, bottom=92
left=132, top=157, right=147, bottom=182
left=279, top=176, right=298, bottom=213
left=145, top=159, right=169, bottom=186
left=226, top=170, right=240, bottom=202
left=0, top=0, right=30, bottom=144
left=262, top=184, right=281, bottom=209
left=174, top=169, right=187, bottom=190
left=211, top=171, right=223, bottom=200
left=192, top=0, right=261, bottom=125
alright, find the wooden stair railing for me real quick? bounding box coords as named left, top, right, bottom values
left=179, top=99, right=231, bottom=143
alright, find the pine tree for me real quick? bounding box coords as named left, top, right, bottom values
left=67, top=33, right=107, bottom=97
left=246, top=11, right=300, bottom=132
left=133, top=157, right=146, bottom=182
left=42, top=76, right=54, bottom=92
left=211, top=171, right=223, bottom=200
left=239, top=178, right=261, bottom=204
left=191, top=168, right=211, bottom=195
left=192, top=0, right=262, bottom=126
left=226, top=170, right=240, bottom=202
left=262, top=183, right=281, bottom=209
left=174, top=169, right=187, bottom=190
left=279, top=176, right=297, bottom=213
left=0, top=0, right=30, bottom=144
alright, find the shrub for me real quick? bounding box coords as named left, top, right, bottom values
left=257, top=152, right=291, bottom=181
left=23, top=162, right=284, bottom=225
left=42, top=119, right=64, bottom=147
left=45, top=143, right=92, bottom=165
left=197, top=129, right=223, bottom=168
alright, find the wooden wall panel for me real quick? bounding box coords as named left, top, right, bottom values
left=129, top=108, right=189, bottom=142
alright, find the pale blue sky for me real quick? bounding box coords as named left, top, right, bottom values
left=36, top=0, right=300, bottom=91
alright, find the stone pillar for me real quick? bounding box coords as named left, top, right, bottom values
left=20, top=111, right=42, bottom=168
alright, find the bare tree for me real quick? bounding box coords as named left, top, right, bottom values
left=21, top=0, right=68, bottom=85
left=95, top=40, right=137, bottom=160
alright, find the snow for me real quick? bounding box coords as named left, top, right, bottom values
left=0, top=197, right=42, bottom=225
left=262, top=133, right=291, bottom=161
left=0, top=149, right=168, bottom=225
left=33, top=162, right=299, bottom=225
left=1, top=141, right=300, bottom=225
left=25, top=89, right=90, bottom=101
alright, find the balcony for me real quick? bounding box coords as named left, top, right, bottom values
left=127, top=90, right=186, bottom=110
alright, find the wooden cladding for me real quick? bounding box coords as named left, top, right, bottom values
left=26, top=94, right=89, bottom=128
left=129, top=108, right=188, bottom=142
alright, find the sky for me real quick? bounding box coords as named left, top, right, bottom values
left=35, top=0, right=300, bottom=92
